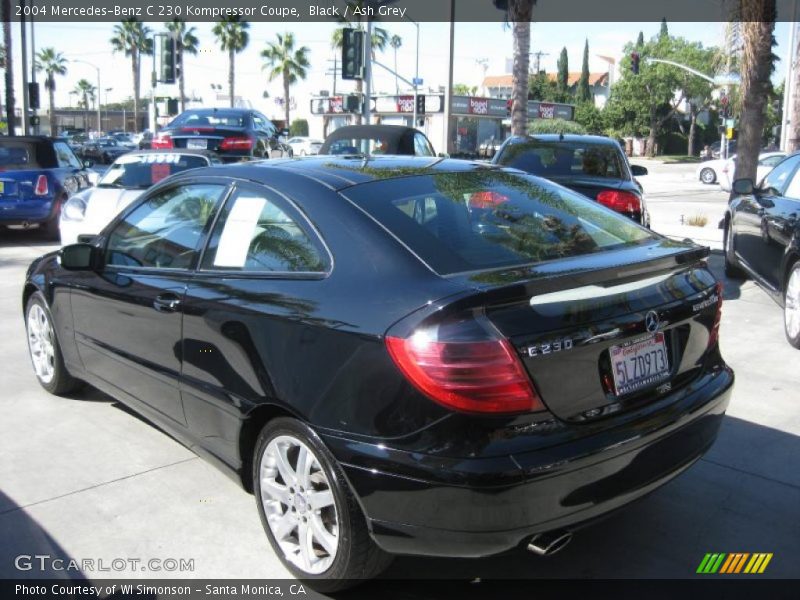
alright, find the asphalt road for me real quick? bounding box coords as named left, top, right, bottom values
left=0, top=168, right=798, bottom=593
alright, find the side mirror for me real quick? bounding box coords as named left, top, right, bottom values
left=630, top=164, right=648, bottom=176
left=58, top=243, right=98, bottom=271
left=732, top=178, right=755, bottom=196
left=83, top=160, right=94, bottom=168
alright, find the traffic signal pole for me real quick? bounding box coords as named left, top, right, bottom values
left=363, top=21, right=372, bottom=126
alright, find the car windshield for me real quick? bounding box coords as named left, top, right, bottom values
left=170, top=110, right=247, bottom=128
left=344, top=171, right=655, bottom=275
left=98, top=154, right=210, bottom=189
left=98, top=139, right=118, bottom=147
left=497, top=140, right=628, bottom=180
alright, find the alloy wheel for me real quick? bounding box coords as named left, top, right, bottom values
left=27, top=304, right=56, bottom=384
left=700, top=168, right=715, bottom=184
left=785, top=267, right=800, bottom=340
left=259, top=434, right=339, bottom=575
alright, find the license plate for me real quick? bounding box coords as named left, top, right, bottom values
left=187, top=139, right=207, bottom=149
left=0, top=182, right=4, bottom=194
left=609, top=332, right=670, bottom=396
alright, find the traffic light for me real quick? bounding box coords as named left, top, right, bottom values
left=28, top=82, right=40, bottom=110
left=341, top=28, right=364, bottom=80
left=630, top=52, right=640, bottom=75
left=160, top=36, right=177, bottom=84
left=415, top=94, right=426, bottom=115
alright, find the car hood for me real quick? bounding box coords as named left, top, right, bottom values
left=82, top=187, right=145, bottom=229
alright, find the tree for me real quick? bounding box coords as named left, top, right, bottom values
left=74, top=79, right=96, bottom=130
left=34, top=48, right=67, bottom=136
left=262, top=32, right=310, bottom=127
left=574, top=102, right=604, bottom=134
left=637, top=31, right=644, bottom=48
left=671, top=40, right=717, bottom=156
left=508, top=0, right=537, bottom=136
left=166, top=19, right=199, bottom=113
left=289, top=118, right=308, bottom=136
left=556, top=47, right=569, bottom=99
left=528, top=71, right=557, bottom=101
left=577, top=39, right=592, bottom=104
left=2, top=0, right=14, bottom=133
left=528, top=118, right=587, bottom=135
left=110, top=19, right=153, bottom=133
left=659, top=18, right=669, bottom=41
left=213, top=16, right=250, bottom=108
left=390, top=34, right=402, bottom=94
left=733, top=1, right=777, bottom=183
left=453, top=83, right=477, bottom=95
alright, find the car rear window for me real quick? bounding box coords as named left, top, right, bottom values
left=343, top=171, right=656, bottom=275
left=170, top=110, right=247, bottom=128
left=496, top=140, right=627, bottom=180
left=98, top=154, right=210, bottom=189
left=0, top=141, right=54, bottom=169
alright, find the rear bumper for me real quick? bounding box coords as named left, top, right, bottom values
left=321, top=365, right=733, bottom=558
left=0, top=198, right=56, bottom=225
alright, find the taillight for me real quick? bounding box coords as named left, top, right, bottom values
left=708, top=282, right=724, bottom=348
left=596, top=190, right=641, bottom=214
left=151, top=133, right=174, bottom=149
left=220, top=136, right=255, bottom=151
left=34, top=174, right=49, bottom=196
left=385, top=319, right=544, bottom=414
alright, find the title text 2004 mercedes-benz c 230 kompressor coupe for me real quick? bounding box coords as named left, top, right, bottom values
left=23, top=157, right=733, bottom=590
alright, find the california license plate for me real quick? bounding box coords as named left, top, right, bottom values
left=0, top=181, right=4, bottom=194
left=187, top=139, right=207, bottom=149
left=610, top=332, right=670, bottom=396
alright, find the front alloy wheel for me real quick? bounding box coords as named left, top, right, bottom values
left=700, top=167, right=716, bottom=184
left=785, top=263, right=800, bottom=348
left=25, top=292, right=81, bottom=395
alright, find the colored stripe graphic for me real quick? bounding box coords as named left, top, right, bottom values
left=697, top=553, right=727, bottom=573
left=744, top=553, right=773, bottom=574
left=720, top=553, right=749, bottom=573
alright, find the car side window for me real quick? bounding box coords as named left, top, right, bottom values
left=414, top=133, right=435, bottom=157
left=761, top=155, right=800, bottom=195
left=760, top=155, right=785, bottom=168
left=106, top=184, right=227, bottom=270
left=53, top=142, right=83, bottom=168
left=781, top=168, right=800, bottom=201
left=201, top=187, right=327, bottom=273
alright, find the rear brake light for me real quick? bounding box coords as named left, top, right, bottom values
left=708, top=282, right=724, bottom=348
left=220, top=136, right=255, bottom=151
left=469, top=191, right=509, bottom=209
left=151, top=133, right=174, bottom=149
left=34, top=174, right=49, bottom=196
left=596, top=190, right=641, bottom=214
left=386, top=326, right=544, bottom=415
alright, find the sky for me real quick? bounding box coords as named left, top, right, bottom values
left=8, top=20, right=794, bottom=124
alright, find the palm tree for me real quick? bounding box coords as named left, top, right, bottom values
left=733, top=0, right=776, bottom=184
left=261, top=32, right=310, bottom=128
left=508, top=0, right=537, bottom=136
left=165, top=19, right=199, bottom=113
left=110, top=18, right=153, bottom=133
left=34, top=48, right=67, bottom=135
left=74, top=79, right=96, bottom=131
left=390, top=34, right=402, bottom=94
left=2, top=0, right=14, bottom=133
left=212, top=16, right=250, bottom=108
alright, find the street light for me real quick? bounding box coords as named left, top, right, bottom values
left=70, top=58, right=101, bottom=134
left=104, top=87, right=113, bottom=131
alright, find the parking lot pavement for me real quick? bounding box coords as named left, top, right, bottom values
left=1, top=228, right=798, bottom=590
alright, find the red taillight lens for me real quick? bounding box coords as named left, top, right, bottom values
left=386, top=332, right=544, bottom=414
left=151, top=133, right=174, bottom=149
left=220, top=136, right=255, bottom=151
left=708, top=282, right=724, bottom=348
left=34, top=174, right=49, bottom=196
left=596, top=190, right=641, bottom=214
left=469, top=191, right=509, bottom=209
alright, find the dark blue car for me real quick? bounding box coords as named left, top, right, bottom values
left=0, top=136, right=93, bottom=238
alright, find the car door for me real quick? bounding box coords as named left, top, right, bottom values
left=70, top=181, right=230, bottom=426
left=254, top=113, right=285, bottom=158
left=766, top=168, right=800, bottom=285
left=733, top=154, right=800, bottom=288
left=179, top=182, right=330, bottom=464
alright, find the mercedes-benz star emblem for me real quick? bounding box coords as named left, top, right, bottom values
left=645, top=310, right=660, bottom=333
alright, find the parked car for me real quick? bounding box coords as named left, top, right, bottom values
left=59, top=149, right=220, bottom=246
left=710, top=139, right=737, bottom=159
left=724, top=152, right=800, bottom=348
left=25, top=156, right=733, bottom=589
left=110, top=132, right=138, bottom=150
left=150, top=108, right=291, bottom=161
left=77, top=138, right=130, bottom=165
left=319, top=125, right=435, bottom=156
left=287, top=136, right=323, bottom=156
left=0, top=136, right=93, bottom=237
left=717, top=151, right=786, bottom=191
left=492, top=134, right=650, bottom=227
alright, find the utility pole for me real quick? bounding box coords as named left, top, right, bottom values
left=363, top=20, right=372, bottom=126
left=30, top=1, right=38, bottom=134
left=20, top=1, right=30, bottom=135
left=326, top=57, right=338, bottom=95
left=784, top=6, right=800, bottom=152
left=530, top=51, right=549, bottom=75
left=444, top=0, right=455, bottom=154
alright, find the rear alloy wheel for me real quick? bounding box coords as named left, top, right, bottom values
left=25, top=292, right=81, bottom=394
left=784, top=263, right=800, bottom=348
left=253, top=418, right=392, bottom=591
left=700, top=168, right=716, bottom=184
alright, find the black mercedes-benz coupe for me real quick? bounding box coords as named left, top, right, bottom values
left=23, top=156, right=733, bottom=589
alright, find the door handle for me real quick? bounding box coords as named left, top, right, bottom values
left=153, top=294, right=181, bottom=313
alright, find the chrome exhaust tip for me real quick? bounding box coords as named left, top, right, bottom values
left=527, top=529, right=573, bottom=556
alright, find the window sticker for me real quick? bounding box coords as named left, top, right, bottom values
left=151, top=163, right=172, bottom=184
left=213, top=194, right=267, bottom=267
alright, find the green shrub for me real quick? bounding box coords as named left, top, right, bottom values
left=527, top=119, right=587, bottom=135
left=289, top=119, right=309, bottom=137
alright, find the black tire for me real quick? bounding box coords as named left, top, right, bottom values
left=723, top=221, right=746, bottom=279
left=253, top=417, right=392, bottom=592
left=25, top=292, right=82, bottom=395
left=784, top=262, right=800, bottom=349
left=700, top=167, right=716, bottom=184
